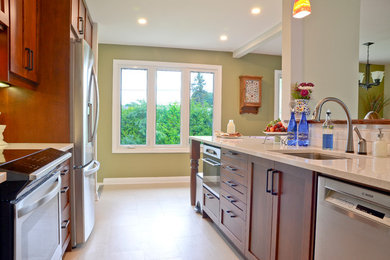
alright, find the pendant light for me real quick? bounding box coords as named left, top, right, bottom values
left=293, top=0, right=311, bottom=19
left=359, top=42, right=384, bottom=89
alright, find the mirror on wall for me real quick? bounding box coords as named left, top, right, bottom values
left=358, top=0, right=390, bottom=119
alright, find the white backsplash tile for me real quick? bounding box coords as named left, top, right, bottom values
left=308, top=123, right=390, bottom=155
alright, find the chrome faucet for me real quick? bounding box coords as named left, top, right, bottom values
left=313, top=97, right=354, bottom=153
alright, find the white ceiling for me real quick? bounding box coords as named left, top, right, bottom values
left=86, top=0, right=282, bottom=55
left=86, top=0, right=390, bottom=64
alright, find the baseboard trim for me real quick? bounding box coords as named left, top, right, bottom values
left=103, top=176, right=190, bottom=185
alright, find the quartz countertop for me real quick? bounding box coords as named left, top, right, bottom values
left=190, top=136, right=390, bottom=192
left=1, top=143, right=73, bottom=151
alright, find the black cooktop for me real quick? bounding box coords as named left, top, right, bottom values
left=0, top=148, right=68, bottom=202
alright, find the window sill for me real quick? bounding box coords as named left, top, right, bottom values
left=112, top=146, right=190, bottom=154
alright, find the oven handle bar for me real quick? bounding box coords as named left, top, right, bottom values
left=17, top=177, right=61, bottom=218
left=202, top=158, right=221, bottom=167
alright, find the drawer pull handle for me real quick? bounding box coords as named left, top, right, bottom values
left=226, top=210, right=237, bottom=218
left=266, top=168, right=273, bottom=193
left=271, top=170, right=280, bottom=196
left=226, top=195, right=237, bottom=203
left=61, top=220, right=70, bottom=229
left=228, top=151, right=238, bottom=156
left=61, top=186, right=69, bottom=193
left=206, top=193, right=214, bottom=199
left=226, top=180, right=238, bottom=187
left=60, top=169, right=69, bottom=176
left=226, top=166, right=237, bottom=172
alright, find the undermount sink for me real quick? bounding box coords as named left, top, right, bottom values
left=278, top=152, right=350, bottom=160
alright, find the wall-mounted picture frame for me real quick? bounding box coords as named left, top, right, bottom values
left=239, top=75, right=262, bottom=114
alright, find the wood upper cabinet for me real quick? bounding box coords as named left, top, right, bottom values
left=10, top=0, right=39, bottom=83
left=0, top=0, right=9, bottom=26
left=246, top=158, right=316, bottom=260
left=71, top=0, right=85, bottom=38
left=71, top=0, right=79, bottom=36
left=84, top=13, right=92, bottom=47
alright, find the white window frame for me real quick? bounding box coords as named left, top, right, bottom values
left=274, top=70, right=283, bottom=120
left=112, top=60, right=222, bottom=153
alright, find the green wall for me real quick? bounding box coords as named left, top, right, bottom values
left=358, top=64, right=385, bottom=119
left=97, top=44, right=281, bottom=181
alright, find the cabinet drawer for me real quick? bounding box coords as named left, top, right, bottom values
left=61, top=186, right=70, bottom=210
left=203, top=187, right=220, bottom=222
left=222, top=149, right=248, bottom=168
left=220, top=198, right=245, bottom=243
left=61, top=204, right=71, bottom=244
left=221, top=175, right=247, bottom=203
left=221, top=163, right=247, bottom=187
left=220, top=191, right=246, bottom=220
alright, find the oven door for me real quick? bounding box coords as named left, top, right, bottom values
left=14, top=172, right=62, bottom=260
left=202, top=154, right=221, bottom=197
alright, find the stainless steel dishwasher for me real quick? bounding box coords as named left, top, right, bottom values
left=315, top=176, right=390, bottom=260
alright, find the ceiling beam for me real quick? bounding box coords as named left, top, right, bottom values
left=233, top=22, right=282, bottom=58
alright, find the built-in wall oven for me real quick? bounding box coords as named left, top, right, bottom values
left=0, top=148, right=71, bottom=260
left=202, top=144, right=221, bottom=197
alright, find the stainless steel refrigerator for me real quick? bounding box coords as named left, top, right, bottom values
left=70, top=39, right=100, bottom=246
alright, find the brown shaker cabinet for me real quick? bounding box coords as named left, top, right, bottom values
left=246, top=156, right=316, bottom=260
left=71, top=0, right=79, bottom=36
left=0, top=0, right=9, bottom=26
left=246, top=156, right=275, bottom=260
left=84, top=13, right=93, bottom=47
left=273, top=162, right=316, bottom=260
left=10, top=0, right=39, bottom=83
left=202, top=187, right=220, bottom=224
left=77, top=0, right=86, bottom=37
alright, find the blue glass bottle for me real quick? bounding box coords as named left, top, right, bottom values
left=298, top=112, right=309, bottom=146
left=287, top=111, right=297, bottom=146
left=322, top=110, right=334, bottom=150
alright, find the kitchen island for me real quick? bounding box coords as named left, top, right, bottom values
left=190, top=136, right=390, bottom=260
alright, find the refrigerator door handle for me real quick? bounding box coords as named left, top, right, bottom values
left=90, top=68, right=100, bottom=143
left=84, top=160, right=100, bottom=177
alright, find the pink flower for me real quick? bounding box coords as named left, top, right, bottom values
left=300, top=89, right=309, bottom=97
left=299, top=82, right=306, bottom=87
left=306, top=82, right=314, bottom=87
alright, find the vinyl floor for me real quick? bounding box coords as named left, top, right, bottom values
left=64, top=183, right=242, bottom=260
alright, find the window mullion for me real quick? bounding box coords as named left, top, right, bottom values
left=181, top=69, right=190, bottom=147
left=147, top=67, right=156, bottom=147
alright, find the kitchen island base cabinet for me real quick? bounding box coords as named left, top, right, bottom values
left=246, top=156, right=316, bottom=260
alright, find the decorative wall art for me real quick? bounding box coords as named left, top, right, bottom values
left=239, top=75, right=262, bottom=114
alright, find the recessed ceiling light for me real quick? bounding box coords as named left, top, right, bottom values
left=138, top=18, right=147, bottom=25
left=220, top=35, right=228, bottom=41
left=251, top=7, right=261, bottom=15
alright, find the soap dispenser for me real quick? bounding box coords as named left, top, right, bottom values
left=227, top=120, right=236, bottom=134
left=373, top=128, right=388, bottom=157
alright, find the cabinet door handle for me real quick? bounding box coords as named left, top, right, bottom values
left=266, top=168, right=273, bottom=193
left=30, top=50, right=34, bottom=71
left=271, top=170, right=280, bottom=196
left=226, top=210, right=237, bottom=218
left=25, top=48, right=31, bottom=70
left=206, top=193, right=214, bottom=199
left=60, top=169, right=69, bottom=176
left=61, top=219, right=70, bottom=229
left=226, top=195, right=237, bottom=203
left=226, top=180, right=238, bottom=187
left=226, top=166, right=237, bottom=172
left=228, top=151, right=238, bottom=156
left=78, top=17, right=84, bottom=34
left=61, top=186, right=69, bottom=193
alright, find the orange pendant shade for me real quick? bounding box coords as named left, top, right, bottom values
left=293, top=0, right=311, bottom=19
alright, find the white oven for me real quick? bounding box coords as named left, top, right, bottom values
left=14, top=171, right=62, bottom=260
